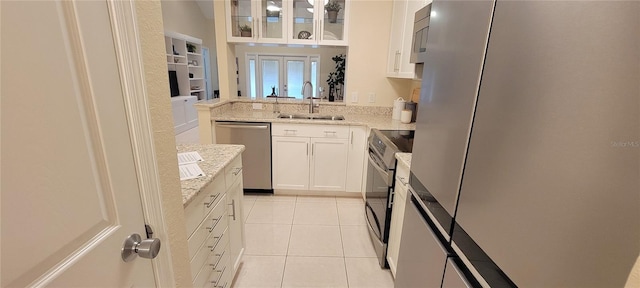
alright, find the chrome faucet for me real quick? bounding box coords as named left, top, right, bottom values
left=302, top=81, right=316, bottom=113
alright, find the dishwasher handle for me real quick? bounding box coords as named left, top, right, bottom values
left=216, top=123, right=269, bottom=130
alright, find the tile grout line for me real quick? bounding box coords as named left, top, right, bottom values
left=281, top=195, right=297, bottom=288
left=336, top=198, right=351, bottom=288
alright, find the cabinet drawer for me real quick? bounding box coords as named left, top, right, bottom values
left=184, top=175, right=225, bottom=238
left=395, top=160, right=410, bottom=189
left=188, top=195, right=227, bottom=261
left=208, top=250, right=231, bottom=288
left=190, top=224, right=229, bottom=281
left=224, top=156, right=243, bottom=190
left=272, top=123, right=349, bottom=139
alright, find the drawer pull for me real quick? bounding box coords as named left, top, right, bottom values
left=324, top=131, right=337, bottom=134
left=210, top=250, right=226, bottom=270
left=207, top=216, right=222, bottom=233
left=217, top=282, right=228, bottom=288
left=228, top=200, right=236, bottom=221
left=232, top=167, right=243, bottom=176
left=284, top=129, right=297, bottom=134
left=207, top=231, right=225, bottom=251
left=211, top=266, right=227, bottom=285
left=398, top=176, right=408, bottom=186
left=204, top=193, right=220, bottom=208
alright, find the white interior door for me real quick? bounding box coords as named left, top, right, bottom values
left=2, top=1, right=157, bottom=287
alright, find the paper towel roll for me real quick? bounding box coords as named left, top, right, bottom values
left=401, top=109, right=412, bottom=124
left=392, top=97, right=406, bottom=120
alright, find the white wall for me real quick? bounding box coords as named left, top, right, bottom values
left=344, top=0, right=417, bottom=107
left=135, top=1, right=192, bottom=286
left=235, top=45, right=347, bottom=98
left=161, top=0, right=219, bottom=95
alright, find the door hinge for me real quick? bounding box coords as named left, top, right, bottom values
left=145, top=224, right=154, bottom=239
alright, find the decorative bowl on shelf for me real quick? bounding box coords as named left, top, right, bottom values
left=298, top=30, right=311, bottom=39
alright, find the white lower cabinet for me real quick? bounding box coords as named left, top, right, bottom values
left=310, top=137, right=349, bottom=191
left=272, top=136, right=310, bottom=190
left=272, top=123, right=363, bottom=193
left=184, top=155, right=245, bottom=288
left=171, top=96, right=198, bottom=135
left=346, top=126, right=367, bottom=194
left=387, top=157, right=410, bottom=278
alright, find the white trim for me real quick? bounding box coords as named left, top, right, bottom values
left=106, top=1, right=175, bottom=287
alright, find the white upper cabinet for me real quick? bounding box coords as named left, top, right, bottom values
left=386, top=0, right=430, bottom=78
left=226, top=0, right=288, bottom=44
left=287, top=0, right=350, bottom=46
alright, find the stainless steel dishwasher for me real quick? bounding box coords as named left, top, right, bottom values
left=215, top=121, right=272, bottom=193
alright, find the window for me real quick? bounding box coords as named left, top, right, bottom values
left=246, top=54, right=320, bottom=99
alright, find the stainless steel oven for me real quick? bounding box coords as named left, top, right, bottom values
left=365, top=129, right=414, bottom=268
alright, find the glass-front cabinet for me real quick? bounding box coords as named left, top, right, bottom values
left=287, top=0, right=349, bottom=46
left=226, top=0, right=288, bottom=43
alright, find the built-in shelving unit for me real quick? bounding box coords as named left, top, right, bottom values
left=165, top=32, right=205, bottom=100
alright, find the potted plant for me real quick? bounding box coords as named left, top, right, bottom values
left=326, top=54, right=346, bottom=101
left=325, top=1, right=341, bottom=23
left=239, top=24, right=252, bottom=37
left=186, top=43, right=196, bottom=53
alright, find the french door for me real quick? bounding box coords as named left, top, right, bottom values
left=254, top=55, right=318, bottom=99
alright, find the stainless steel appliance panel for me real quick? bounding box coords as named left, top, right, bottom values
left=411, top=0, right=495, bottom=216
left=410, top=4, right=431, bottom=64
left=442, top=258, right=472, bottom=288
left=215, top=122, right=272, bottom=191
left=455, top=2, right=640, bottom=287
left=365, top=149, right=393, bottom=267
left=394, top=193, right=448, bottom=288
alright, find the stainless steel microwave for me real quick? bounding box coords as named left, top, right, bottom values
left=410, top=4, right=432, bottom=64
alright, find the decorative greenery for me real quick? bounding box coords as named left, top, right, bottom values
left=326, top=54, right=346, bottom=99
left=325, top=0, right=342, bottom=12
left=186, top=43, right=196, bottom=53
left=239, top=24, right=252, bottom=32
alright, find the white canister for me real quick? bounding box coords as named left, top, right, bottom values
left=400, top=109, right=412, bottom=124
left=392, top=97, right=406, bottom=120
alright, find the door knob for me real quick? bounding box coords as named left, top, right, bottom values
left=121, top=233, right=161, bottom=262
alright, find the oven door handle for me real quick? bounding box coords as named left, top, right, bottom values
left=368, top=152, right=392, bottom=184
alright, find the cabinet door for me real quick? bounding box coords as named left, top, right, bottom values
left=226, top=0, right=258, bottom=43
left=287, top=0, right=320, bottom=45
left=397, top=0, right=425, bottom=78
left=227, top=175, right=245, bottom=275
left=184, top=96, right=198, bottom=126
left=272, top=136, right=310, bottom=190
left=346, top=126, right=367, bottom=194
left=171, top=98, right=186, bottom=134
left=257, top=0, right=287, bottom=43
left=309, top=137, right=348, bottom=191
left=319, top=0, right=349, bottom=45
left=386, top=182, right=407, bottom=277
left=386, top=0, right=408, bottom=77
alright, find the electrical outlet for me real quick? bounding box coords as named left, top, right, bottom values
left=351, top=92, right=359, bottom=103
left=252, top=103, right=263, bottom=110
left=368, top=93, right=376, bottom=103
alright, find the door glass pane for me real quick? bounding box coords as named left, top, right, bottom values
left=262, top=59, right=280, bottom=97
left=292, top=0, right=315, bottom=41
left=229, top=0, right=254, bottom=38
left=286, top=60, right=305, bottom=99
left=262, top=0, right=283, bottom=39
left=323, top=0, right=345, bottom=41
left=311, top=60, right=318, bottom=98
left=249, top=59, right=257, bottom=98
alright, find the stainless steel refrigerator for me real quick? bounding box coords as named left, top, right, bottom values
left=396, top=1, right=640, bottom=287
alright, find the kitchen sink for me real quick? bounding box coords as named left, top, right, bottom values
left=277, top=114, right=345, bottom=121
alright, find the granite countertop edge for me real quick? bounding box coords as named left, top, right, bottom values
left=395, top=153, right=412, bottom=168
left=211, top=112, right=417, bottom=130
left=178, top=144, right=245, bottom=207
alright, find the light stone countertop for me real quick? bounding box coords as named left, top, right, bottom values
left=177, top=144, right=245, bottom=207
left=396, top=153, right=412, bottom=169
left=211, top=110, right=417, bottom=130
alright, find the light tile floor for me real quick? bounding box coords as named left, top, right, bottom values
left=233, top=194, right=395, bottom=288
